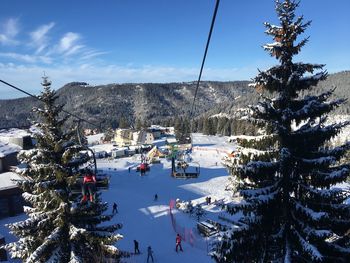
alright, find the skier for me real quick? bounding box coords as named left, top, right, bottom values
left=154, top=194, right=158, bottom=201
left=134, top=240, right=140, bottom=254
left=81, top=169, right=96, bottom=203
left=140, top=163, right=146, bottom=176
left=112, top=202, right=118, bottom=214
left=128, top=167, right=131, bottom=173
left=147, top=246, right=154, bottom=263
left=175, top=233, right=183, bottom=252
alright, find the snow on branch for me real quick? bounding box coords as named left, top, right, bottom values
left=316, top=142, right=350, bottom=158
left=244, top=161, right=279, bottom=174
left=26, top=227, right=62, bottom=262
left=34, top=179, right=56, bottom=189
left=240, top=180, right=281, bottom=198
left=299, top=184, right=346, bottom=201
left=249, top=188, right=280, bottom=204
left=293, top=121, right=350, bottom=146
left=301, top=156, right=336, bottom=167
left=69, top=249, right=83, bottom=263
left=7, top=215, right=42, bottom=231
left=293, top=229, right=323, bottom=262
left=102, top=244, right=122, bottom=256
left=69, top=225, right=87, bottom=241
left=263, top=41, right=283, bottom=51
left=284, top=98, right=345, bottom=123
left=318, top=167, right=349, bottom=182
left=293, top=200, right=328, bottom=221
left=5, top=237, right=32, bottom=259
left=297, top=71, right=328, bottom=90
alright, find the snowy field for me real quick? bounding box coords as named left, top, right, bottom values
left=0, top=134, right=235, bottom=263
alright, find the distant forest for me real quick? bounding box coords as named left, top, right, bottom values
left=0, top=71, right=349, bottom=137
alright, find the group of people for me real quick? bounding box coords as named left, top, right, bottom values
left=133, top=240, right=154, bottom=263
left=205, top=196, right=212, bottom=205
left=133, top=233, right=183, bottom=262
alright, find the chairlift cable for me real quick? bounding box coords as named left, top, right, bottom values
left=1, top=0, right=220, bottom=141
left=189, top=0, right=220, bottom=119
left=0, top=79, right=129, bottom=140
left=0, top=79, right=101, bottom=129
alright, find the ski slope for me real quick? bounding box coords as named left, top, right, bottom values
left=1, top=134, right=234, bottom=263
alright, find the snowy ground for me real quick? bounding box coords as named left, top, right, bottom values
left=0, top=134, right=234, bottom=263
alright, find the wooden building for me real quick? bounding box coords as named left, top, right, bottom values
left=0, top=172, right=24, bottom=218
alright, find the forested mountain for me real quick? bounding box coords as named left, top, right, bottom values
left=0, top=71, right=349, bottom=129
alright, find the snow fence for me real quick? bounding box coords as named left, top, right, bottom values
left=169, top=199, right=212, bottom=253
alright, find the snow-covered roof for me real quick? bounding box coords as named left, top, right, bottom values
left=0, top=128, right=30, bottom=138
left=0, top=141, right=21, bottom=158
left=227, top=135, right=267, bottom=142
left=166, top=138, right=177, bottom=143
left=86, top=133, right=104, bottom=144
left=0, top=171, right=22, bottom=190
left=210, top=113, right=231, bottom=119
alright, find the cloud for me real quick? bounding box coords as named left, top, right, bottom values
left=57, top=32, right=83, bottom=55
left=0, top=52, right=52, bottom=64
left=30, top=22, right=55, bottom=54
left=80, top=50, right=108, bottom=60
left=1, top=18, right=106, bottom=66
left=0, top=63, right=258, bottom=99
left=0, top=18, right=20, bottom=45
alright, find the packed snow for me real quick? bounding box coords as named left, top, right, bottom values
left=0, top=134, right=236, bottom=263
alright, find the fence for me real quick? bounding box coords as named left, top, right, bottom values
left=168, top=199, right=212, bottom=252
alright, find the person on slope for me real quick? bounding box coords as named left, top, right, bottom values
left=81, top=169, right=96, bottom=202
left=134, top=240, right=140, bottom=254
left=112, top=202, right=118, bottom=214
left=147, top=246, right=154, bottom=263
left=175, top=233, right=183, bottom=252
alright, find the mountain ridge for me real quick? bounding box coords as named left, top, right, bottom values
left=0, top=71, right=349, bottom=129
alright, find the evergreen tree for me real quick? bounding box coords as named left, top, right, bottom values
left=217, top=117, right=228, bottom=135
left=174, top=117, right=191, bottom=144
left=103, top=127, right=115, bottom=142
left=198, top=117, right=205, bottom=133
left=207, top=118, right=216, bottom=135
left=118, top=116, right=129, bottom=129
left=211, top=117, right=218, bottom=135
left=215, top=1, right=350, bottom=262
left=5, top=77, right=123, bottom=263
left=135, top=118, right=142, bottom=130
left=223, top=121, right=231, bottom=136
left=203, top=118, right=211, bottom=135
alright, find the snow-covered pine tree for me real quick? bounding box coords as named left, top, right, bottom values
left=5, top=77, right=123, bottom=263
left=214, top=0, right=350, bottom=262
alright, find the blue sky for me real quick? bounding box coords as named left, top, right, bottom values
left=1, top=0, right=349, bottom=99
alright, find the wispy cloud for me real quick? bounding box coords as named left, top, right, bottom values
left=57, top=32, right=84, bottom=55
left=0, top=52, right=52, bottom=64
left=0, top=18, right=20, bottom=45
left=30, top=22, right=55, bottom=54
left=80, top=50, right=108, bottom=60
left=1, top=19, right=106, bottom=65
left=0, top=63, right=258, bottom=99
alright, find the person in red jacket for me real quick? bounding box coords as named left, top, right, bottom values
left=81, top=169, right=96, bottom=202
left=175, top=233, right=183, bottom=252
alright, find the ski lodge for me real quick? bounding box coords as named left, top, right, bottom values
left=0, top=171, right=24, bottom=218
left=0, top=129, right=33, bottom=218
